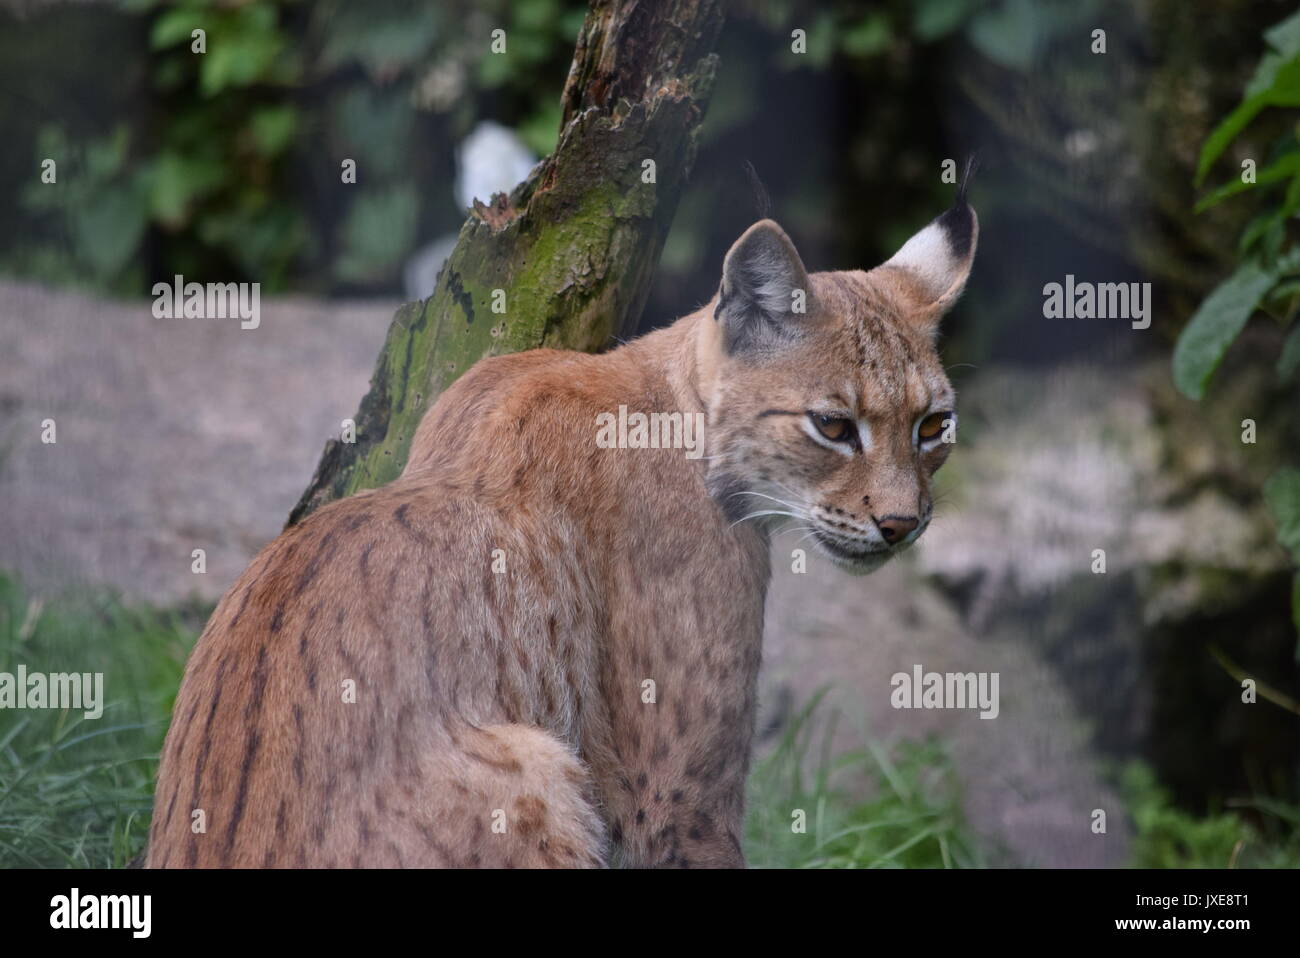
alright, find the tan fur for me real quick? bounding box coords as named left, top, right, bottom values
left=147, top=209, right=976, bottom=869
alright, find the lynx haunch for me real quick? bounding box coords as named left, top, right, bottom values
left=148, top=188, right=978, bottom=869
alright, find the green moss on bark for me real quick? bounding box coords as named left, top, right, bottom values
left=287, top=2, right=722, bottom=525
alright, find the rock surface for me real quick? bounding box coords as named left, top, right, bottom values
left=0, top=281, right=395, bottom=602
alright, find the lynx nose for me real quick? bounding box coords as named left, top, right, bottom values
left=875, top=515, right=919, bottom=544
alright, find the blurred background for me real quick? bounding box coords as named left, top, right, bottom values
left=1, top=0, right=1299, bottom=868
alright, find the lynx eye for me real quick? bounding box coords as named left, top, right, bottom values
left=812, top=414, right=855, bottom=443
left=917, top=411, right=951, bottom=443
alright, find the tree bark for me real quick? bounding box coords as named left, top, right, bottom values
left=288, top=0, right=724, bottom=526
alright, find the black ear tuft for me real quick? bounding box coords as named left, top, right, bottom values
left=936, top=204, right=975, bottom=261
left=955, top=152, right=979, bottom=207
left=742, top=161, right=773, bottom=221
left=935, top=153, right=979, bottom=259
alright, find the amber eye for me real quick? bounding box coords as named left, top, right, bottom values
left=917, top=412, right=951, bottom=443
left=812, top=414, right=855, bottom=443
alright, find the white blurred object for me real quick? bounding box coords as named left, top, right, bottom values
left=404, top=121, right=538, bottom=302
left=455, top=120, right=538, bottom=211
left=1064, top=129, right=1099, bottom=158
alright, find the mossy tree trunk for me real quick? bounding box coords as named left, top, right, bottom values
left=288, top=0, right=724, bottom=526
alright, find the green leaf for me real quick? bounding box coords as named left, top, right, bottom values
left=83, top=126, right=131, bottom=181
left=316, top=3, right=440, bottom=78
left=1247, top=10, right=1300, bottom=95
left=335, top=87, right=412, bottom=178
left=517, top=100, right=562, bottom=158
left=1239, top=209, right=1285, bottom=255
left=197, top=10, right=286, bottom=97
left=148, top=151, right=224, bottom=226
left=1195, top=150, right=1300, bottom=212
left=1173, top=260, right=1278, bottom=399
left=840, top=13, right=892, bottom=58
left=477, top=45, right=515, bottom=88
left=248, top=106, right=297, bottom=157
left=1270, top=277, right=1300, bottom=300
left=150, top=8, right=200, bottom=51
left=967, top=0, right=1043, bottom=71
left=334, top=184, right=419, bottom=283
left=1264, top=8, right=1300, bottom=58
left=1197, top=90, right=1272, bottom=185
left=1264, top=468, right=1300, bottom=563
left=515, top=0, right=560, bottom=32
left=1197, top=58, right=1300, bottom=185
left=1265, top=278, right=1300, bottom=328
left=912, top=0, right=976, bottom=42
left=804, top=13, right=838, bottom=69
left=71, top=188, right=148, bottom=282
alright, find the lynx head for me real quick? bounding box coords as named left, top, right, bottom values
left=703, top=188, right=977, bottom=574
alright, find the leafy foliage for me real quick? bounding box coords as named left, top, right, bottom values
left=20, top=126, right=151, bottom=292
left=1181, top=10, right=1300, bottom=392
left=1179, top=10, right=1300, bottom=647
left=12, top=0, right=588, bottom=294
left=20, top=0, right=307, bottom=292
left=1172, top=257, right=1286, bottom=400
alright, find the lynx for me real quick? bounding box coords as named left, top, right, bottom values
left=147, top=188, right=977, bottom=869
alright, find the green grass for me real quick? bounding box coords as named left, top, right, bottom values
left=0, top=569, right=982, bottom=870
left=1120, top=761, right=1300, bottom=868
left=745, top=692, right=985, bottom=868
left=0, top=574, right=201, bottom=867
left=7, top=570, right=1295, bottom=870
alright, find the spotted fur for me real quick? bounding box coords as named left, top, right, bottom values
left=147, top=199, right=977, bottom=869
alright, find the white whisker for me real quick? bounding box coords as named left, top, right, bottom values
left=728, top=509, right=799, bottom=529
left=727, top=489, right=804, bottom=512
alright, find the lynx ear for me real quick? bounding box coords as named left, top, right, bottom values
left=877, top=167, right=979, bottom=329
left=715, top=219, right=811, bottom=354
